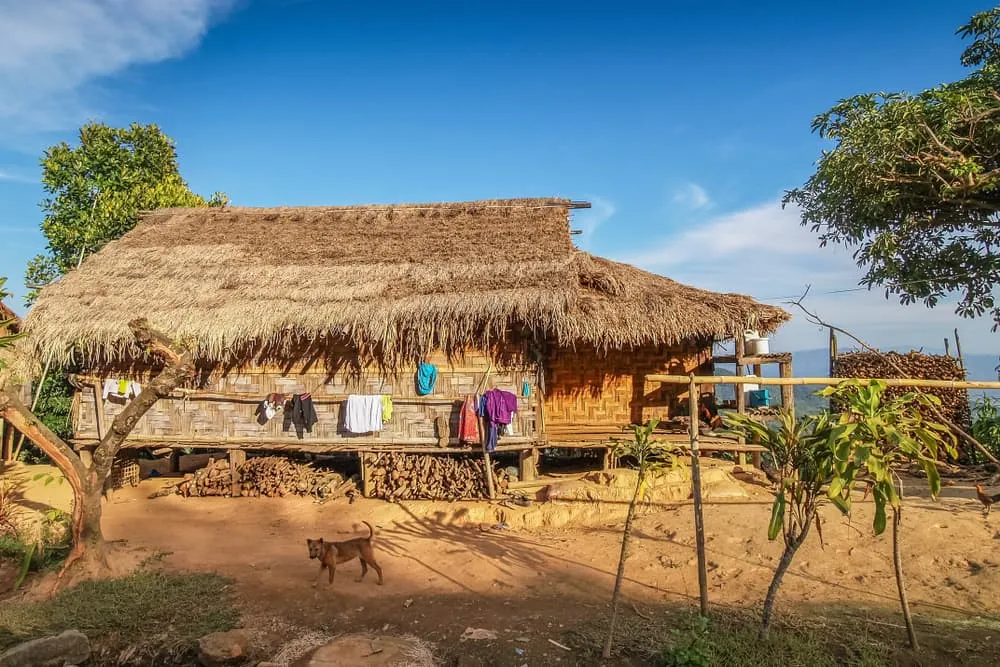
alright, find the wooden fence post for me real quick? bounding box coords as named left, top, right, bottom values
left=688, top=374, right=709, bottom=616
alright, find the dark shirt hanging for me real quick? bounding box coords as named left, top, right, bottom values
left=283, top=392, right=318, bottom=439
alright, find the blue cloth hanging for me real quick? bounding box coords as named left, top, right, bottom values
left=522, top=381, right=531, bottom=398
left=416, top=362, right=438, bottom=395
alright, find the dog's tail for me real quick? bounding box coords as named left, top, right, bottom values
left=362, top=520, right=374, bottom=541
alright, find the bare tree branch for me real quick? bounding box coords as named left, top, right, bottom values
left=785, top=287, right=999, bottom=465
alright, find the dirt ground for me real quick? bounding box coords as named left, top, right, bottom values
left=7, top=462, right=1000, bottom=665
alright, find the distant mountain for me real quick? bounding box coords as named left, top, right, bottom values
left=712, top=349, right=999, bottom=416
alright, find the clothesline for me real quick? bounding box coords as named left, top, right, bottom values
left=71, top=376, right=538, bottom=407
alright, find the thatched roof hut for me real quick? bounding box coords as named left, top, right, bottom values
left=20, top=198, right=789, bottom=489
left=23, top=198, right=786, bottom=369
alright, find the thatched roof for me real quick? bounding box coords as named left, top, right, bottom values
left=22, top=198, right=788, bottom=368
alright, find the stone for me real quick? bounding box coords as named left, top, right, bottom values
left=0, top=629, right=90, bottom=667
left=198, top=629, right=251, bottom=667
left=290, top=634, right=434, bottom=667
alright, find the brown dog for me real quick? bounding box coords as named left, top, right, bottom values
left=306, top=521, right=383, bottom=588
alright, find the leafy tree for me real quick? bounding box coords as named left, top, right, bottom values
left=786, top=9, right=1000, bottom=327
left=603, top=419, right=682, bottom=659
left=25, top=121, right=226, bottom=301
left=822, top=380, right=956, bottom=650
left=724, top=410, right=844, bottom=640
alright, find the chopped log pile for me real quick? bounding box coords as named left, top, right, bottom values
left=834, top=351, right=971, bottom=431
left=366, top=452, right=512, bottom=501
left=160, top=456, right=358, bottom=500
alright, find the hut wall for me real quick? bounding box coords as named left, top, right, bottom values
left=544, top=341, right=713, bottom=427
left=72, top=348, right=539, bottom=450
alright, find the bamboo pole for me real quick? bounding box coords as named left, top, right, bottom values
left=688, top=374, right=709, bottom=617
left=954, top=328, right=965, bottom=372
left=647, top=375, right=1000, bottom=390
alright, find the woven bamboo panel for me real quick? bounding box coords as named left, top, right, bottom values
left=73, top=347, right=538, bottom=448
left=544, top=342, right=712, bottom=427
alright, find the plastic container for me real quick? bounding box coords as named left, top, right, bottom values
left=748, top=389, right=770, bottom=408
left=743, top=330, right=770, bottom=356
left=742, top=374, right=760, bottom=393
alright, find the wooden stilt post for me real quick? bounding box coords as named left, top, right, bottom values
left=518, top=447, right=538, bottom=482
left=229, top=449, right=245, bottom=497
left=954, top=328, right=965, bottom=372
left=359, top=452, right=369, bottom=497
left=482, top=443, right=497, bottom=499
left=688, top=374, right=709, bottom=617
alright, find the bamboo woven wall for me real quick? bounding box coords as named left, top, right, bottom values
left=73, top=348, right=539, bottom=449
left=544, top=341, right=713, bottom=426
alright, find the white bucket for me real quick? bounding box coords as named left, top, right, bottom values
left=743, top=330, right=770, bottom=356
left=742, top=374, right=759, bottom=393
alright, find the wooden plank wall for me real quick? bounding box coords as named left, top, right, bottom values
left=73, top=349, right=538, bottom=448
left=544, top=341, right=713, bottom=427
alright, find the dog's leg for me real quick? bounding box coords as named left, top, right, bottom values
left=356, top=559, right=369, bottom=583
left=328, top=561, right=336, bottom=586
left=314, top=563, right=326, bottom=588
left=369, top=558, right=384, bottom=585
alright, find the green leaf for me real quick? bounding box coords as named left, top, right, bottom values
left=873, top=500, right=887, bottom=535
left=768, top=493, right=786, bottom=541
left=14, top=543, right=36, bottom=591
left=828, top=476, right=845, bottom=498
left=922, top=459, right=941, bottom=498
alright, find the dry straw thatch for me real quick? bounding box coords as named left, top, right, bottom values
left=22, top=198, right=787, bottom=368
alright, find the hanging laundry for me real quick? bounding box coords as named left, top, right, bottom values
left=381, top=395, right=393, bottom=423
left=345, top=395, right=383, bottom=433
left=458, top=395, right=480, bottom=443
left=415, top=362, right=438, bottom=395
left=255, top=392, right=287, bottom=425
left=480, top=388, right=518, bottom=453
left=283, top=393, right=318, bottom=439
left=102, top=379, right=141, bottom=401
left=522, top=381, right=531, bottom=398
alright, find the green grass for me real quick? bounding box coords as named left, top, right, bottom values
left=567, top=610, right=889, bottom=667
left=0, top=570, right=239, bottom=665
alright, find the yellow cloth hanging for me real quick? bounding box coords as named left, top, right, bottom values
left=117, top=379, right=128, bottom=395
left=381, top=395, right=393, bottom=422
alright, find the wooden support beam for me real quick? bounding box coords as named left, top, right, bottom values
left=779, top=360, right=794, bottom=418
left=229, top=449, right=245, bottom=497
left=519, top=447, right=539, bottom=482
left=359, top=452, right=368, bottom=497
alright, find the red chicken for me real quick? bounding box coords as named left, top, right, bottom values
left=976, top=484, right=1000, bottom=517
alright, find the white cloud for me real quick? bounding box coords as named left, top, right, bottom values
left=0, top=168, right=36, bottom=183
left=671, top=182, right=711, bottom=210
left=620, top=200, right=999, bottom=354
left=0, top=0, right=234, bottom=136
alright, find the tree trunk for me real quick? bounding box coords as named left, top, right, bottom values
left=603, top=470, right=645, bottom=659
left=893, top=507, right=919, bottom=650
left=0, top=319, right=192, bottom=586
left=759, top=518, right=812, bottom=641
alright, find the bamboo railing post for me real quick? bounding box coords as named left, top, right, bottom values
left=688, top=374, right=709, bottom=617
left=954, top=328, right=965, bottom=372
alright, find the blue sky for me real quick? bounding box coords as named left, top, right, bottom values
left=1, top=0, right=997, bottom=353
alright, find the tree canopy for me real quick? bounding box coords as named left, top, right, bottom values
left=25, top=122, right=226, bottom=302
left=785, top=8, right=1000, bottom=327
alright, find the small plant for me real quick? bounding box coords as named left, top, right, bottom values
left=661, top=615, right=712, bottom=667
left=969, top=395, right=1000, bottom=464
left=603, top=419, right=683, bottom=659
left=822, top=380, right=957, bottom=650
left=724, top=409, right=843, bottom=640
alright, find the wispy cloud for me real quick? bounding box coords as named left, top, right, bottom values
left=0, top=0, right=234, bottom=137
left=572, top=195, right=615, bottom=247
left=671, top=182, right=711, bottom=210
left=0, top=168, right=37, bottom=184
left=619, top=200, right=998, bottom=353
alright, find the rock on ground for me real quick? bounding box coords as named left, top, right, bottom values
left=198, top=629, right=251, bottom=667
left=0, top=630, right=90, bottom=667
left=290, top=634, right=435, bottom=667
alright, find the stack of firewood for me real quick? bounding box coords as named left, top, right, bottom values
left=366, top=452, right=511, bottom=501
left=165, top=456, right=357, bottom=500
left=834, top=351, right=971, bottom=431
